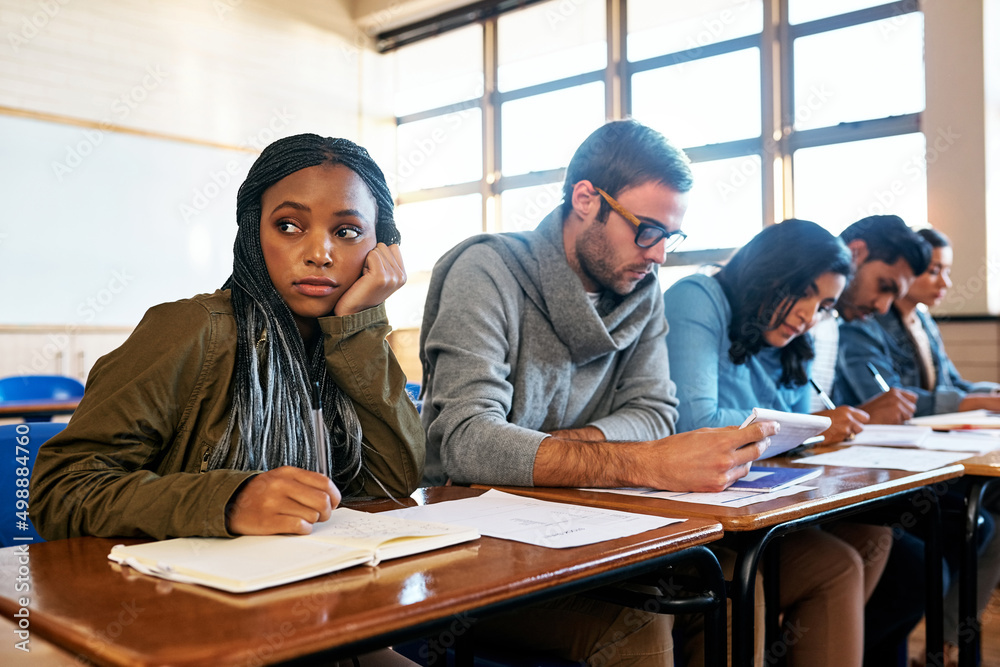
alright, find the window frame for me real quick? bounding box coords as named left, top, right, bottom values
left=385, top=0, right=924, bottom=268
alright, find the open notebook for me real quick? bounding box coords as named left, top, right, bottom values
left=109, top=508, right=479, bottom=593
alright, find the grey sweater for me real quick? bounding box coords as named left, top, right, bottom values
left=419, top=208, right=678, bottom=486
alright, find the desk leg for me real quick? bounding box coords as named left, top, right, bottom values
left=453, top=627, right=474, bottom=667
left=690, top=546, right=729, bottom=667
left=762, top=540, right=781, bottom=658
left=924, top=492, right=944, bottom=667
left=731, top=532, right=769, bottom=667
left=959, top=478, right=990, bottom=667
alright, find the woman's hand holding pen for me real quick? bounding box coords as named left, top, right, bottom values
left=335, top=243, right=407, bottom=316
left=226, top=466, right=342, bottom=536
left=814, top=405, right=870, bottom=444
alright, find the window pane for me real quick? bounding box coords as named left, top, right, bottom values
left=501, top=82, right=605, bottom=176
left=631, top=49, right=761, bottom=148
left=793, top=15, right=924, bottom=130
left=385, top=280, right=430, bottom=331
left=789, top=0, right=894, bottom=25
left=627, top=0, right=763, bottom=62
left=497, top=0, right=606, bottom=92
left=793, top=133, right=928, bottom=234
left=681, top=156, right=763, bottom=251
left=395, top=194, right=483, bottom=275
left=659, top=264, right=713, bottom=294
left=393, top=25, right=483, bottom=116
left=395, top=109, right=482, bottom=193
left=501, top=182, right=564, bottom=232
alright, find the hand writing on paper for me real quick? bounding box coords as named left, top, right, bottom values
left=227, top=466, right=342, bottom=535
left=815, top=405, right=870, bottom=444
left=334, top=243, right=407, bottom=316
left=534, top=421, right=779, bottom=493
left=642, top=421, right=780, bottom=493
left=861, top=388, right=917, bottom=425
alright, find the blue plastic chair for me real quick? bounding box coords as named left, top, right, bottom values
left=405, top=381, right=423, bottom=414
left=0, top=374, right=85, bottom=422
left=0, top=421, right=66, bottom=547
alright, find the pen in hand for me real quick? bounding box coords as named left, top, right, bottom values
left=809, top=378, right=837, bottom=411
left=866, top=362, right=891, bottom=393
left=312, top=380, right=330, bottom=478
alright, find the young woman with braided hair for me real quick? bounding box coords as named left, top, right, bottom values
left=31, top=134, right=424, bottom=540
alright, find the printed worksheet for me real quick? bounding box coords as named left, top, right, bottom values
left=381, top=490, right=682, bottom=548
left=797, top=446, right=969, bottom=471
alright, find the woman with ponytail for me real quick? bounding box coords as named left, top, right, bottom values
left=31, top=134, right=424, bottom=540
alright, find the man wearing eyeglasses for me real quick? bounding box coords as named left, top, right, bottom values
left=418, top=119, right=777, bottom=667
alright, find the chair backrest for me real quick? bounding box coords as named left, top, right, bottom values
left=0, top=421, right=67, bottom=547
left=0, top=375, right=85, bottom=402
left=404, top=381, right=423, bottom=414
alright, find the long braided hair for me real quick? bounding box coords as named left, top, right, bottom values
left=208, top=134, right=400, bottom=491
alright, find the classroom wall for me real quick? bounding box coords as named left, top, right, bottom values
left=923, top=0, right=997, bottom=317
left=0, top=0, right=375, bottom=379
left=0, top=0, right=364, bottom=145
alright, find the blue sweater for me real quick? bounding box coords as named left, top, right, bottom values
left=663, top=274, right=811, bottom=432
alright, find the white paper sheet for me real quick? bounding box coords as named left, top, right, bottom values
left=848, top=425, right=999, bottom=454
left=850, top=424, right=933, bottom=447
left=921, top=432, right=1000, bottom=454
left=908, top=409, right=1000, bottom=429
left=381, top=490, right=683, bottom=549
left=582, top=485, right=816, bottom=507
left=797, top=446, right=969, bottom=471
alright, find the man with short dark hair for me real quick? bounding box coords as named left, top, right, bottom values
left=833, top=214, right=932, bottom=423
left=419, top=119, right=777, bottom=666
left=819, top=214, right=933, bottom=666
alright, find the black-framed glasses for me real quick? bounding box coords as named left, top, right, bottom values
left=594, top=187, right=687, bottom=252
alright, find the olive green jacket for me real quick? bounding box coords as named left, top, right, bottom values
left=30, top=291, right=425, bottom=540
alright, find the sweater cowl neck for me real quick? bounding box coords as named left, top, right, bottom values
left=420, top=208, right=659, bottom=370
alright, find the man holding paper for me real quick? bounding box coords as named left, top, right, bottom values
left=419, top=120, right=777, bottom=666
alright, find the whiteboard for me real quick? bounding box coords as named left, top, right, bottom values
left=0, top=114, right=253, bottom=327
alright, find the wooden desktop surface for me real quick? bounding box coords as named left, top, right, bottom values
left=0, top=398, right=79, bottom=418
left=491, top=456, right=965, bottom=531
left=961, top=450, right=1000, bottom=477
left=0, top=486, right=722, bottom=667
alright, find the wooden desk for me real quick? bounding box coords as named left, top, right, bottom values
left=0, top=398, right=79, bottom=420
left=957, top=451, right=1000, bottom=667
left=494, top=459, right=964, bottom=667
left=0, top=487, right=724, bottom=667
left=1, top=616, right=80, bottom=666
